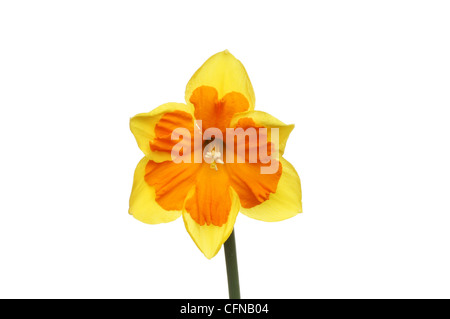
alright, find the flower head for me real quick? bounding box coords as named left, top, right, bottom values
left=129, top=50, right=302, bottom=258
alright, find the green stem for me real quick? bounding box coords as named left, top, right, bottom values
left=224, top=229, right=241, bottom=299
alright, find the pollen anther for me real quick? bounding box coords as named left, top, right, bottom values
left=205, top=149, right=224, bottom=170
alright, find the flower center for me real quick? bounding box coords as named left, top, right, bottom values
left=203, top=139, right=224, bottom=171
left=205, top=148, right=224, bottom=170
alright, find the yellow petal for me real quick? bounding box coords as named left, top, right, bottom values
left=185, top=50, right=255, bottom=110
left=129, top=157, right=182, bottom=224
left=129, top=102, right=194, bottom=162
left=240, top=158, right=302, bottom=222
left=182, top=188, right=241, bottom=259
left=230, top=110, right=295, bottom=156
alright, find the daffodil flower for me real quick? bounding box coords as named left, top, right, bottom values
left=129, top=50, right=302, bottom=259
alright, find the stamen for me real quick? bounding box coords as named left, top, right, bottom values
left=206, top=147, right=224, bottom=170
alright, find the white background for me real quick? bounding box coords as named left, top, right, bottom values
left=1, top=1, right=449, bottom=299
